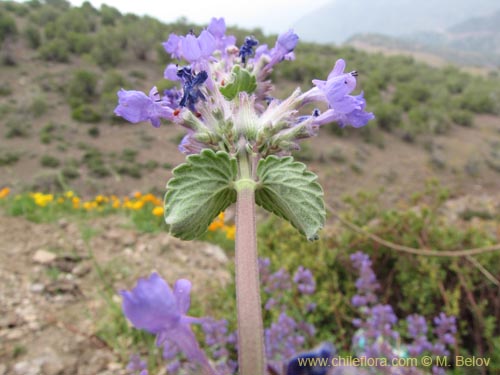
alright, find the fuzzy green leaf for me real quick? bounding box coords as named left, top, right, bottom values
left=164, top=149, right=237, bottom=240
left=255, top=156, right=325, bottom=241
left=219, top=65, right=257, bottom=100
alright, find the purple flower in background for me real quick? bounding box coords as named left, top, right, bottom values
left=265, top=268, right=292, bottom=294
left=350, top=251, right=379, bottom=307
left=407, top=315, right=432, bottom=356
left=432, top=313, right=456, bottom=356
left=120, top=273, right=211, bottom=369
left=293, top=266, right=316, bottom=295
left=127, top=354, right=148, bottom=375
left=265, top=312, right=305, bottom=360
left=114, top=87, right=174, bottom=127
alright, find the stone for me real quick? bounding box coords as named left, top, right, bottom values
left=32, top=250, right=56, bottom=265
left=41, top=359, right=65, bottom=375
left=72, top=263, right=91, bottom=277
left=202, top=244, right=229, bottom=264
left=29, top=283, right=45, bottom=293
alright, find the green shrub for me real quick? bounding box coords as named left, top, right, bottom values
left=82, top=148, right=110, bottom=178
left=91, top=29, right=122, bottom=67
left=5, top=120, right=30, bottom=139
left=0, top=84, right=12, bottom=96
left=66, top=32, right=94, bottom=54
left=0, top=151, right=20, bottom=166
left=39, top=39, right=70, bottom=62
left=121, top=148, right=137, bottom=162
left=71, top=104, right=101, bottom=123
left=24, top=25, right=41, bottom=48
left=459, top=86, right=495, bottom=114
left=450, top=110, right=474, bottom=127
left=68, top=69, right=99, bottom=106
left=374, top=103, right=402, bottom=132
left=100, top=4, right=122, bottom=26
left=87, top=126, right=100, bottom=137
left=40, top=154, right=60, bottom=168
left=61, top=165, right=80, bottom=179
left=30, top=95, right=48, bottom=117
left=0, top=12, right=17, bottom=43
left=113, top=163, right=141, bottom=178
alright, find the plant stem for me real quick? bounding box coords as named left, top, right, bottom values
left=235, top=154, right=265, bottom=375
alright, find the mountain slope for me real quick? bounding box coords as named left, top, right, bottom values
left=294, top=0, right=499, bottom=44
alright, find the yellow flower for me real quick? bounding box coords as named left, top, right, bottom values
left=31, top=192, right=53, bottom=207
left=57, top=197, right=65, bottom=204
left=112, top=199, right=121, bottom=209
left=65, top=191, right=74, bottom=198
left=133, top=191, right=142, bottom=199
left=208, top=212, right=225, bottom=231
left=152, top=206, right=164, bottom=216
left=0, top=187, right=10, bottom=199
left=72, top=196, right=81, bottom=209
left=224, top=225, right=236, bottom=240
left=131, top=200, right=144, bottom=210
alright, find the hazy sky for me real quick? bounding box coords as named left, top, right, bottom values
left=65, top=0, right=330, bottom=34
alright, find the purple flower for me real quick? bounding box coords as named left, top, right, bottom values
left=183, top=31, right=216, bottom=63
left=239, top=36, right=259, bottom=63
left=127, top=354, right=147, bottom=375
left=207, top=17, right=236, bottom=52
left=276, top=29, right=299, bottom=55
left=163, top=33, right=183, bottom=59
left=311, top=59, right=374, bottom=128
left=164, top=63, right=180, bottom=81
left=114, top=87, right=174, bottom=127
left=178, top=131, right=206, bottom=155
left=265, top=268, right=292, bottom=294
left=350, top=251, right=379, bottom=307
left=177, top=66, right=208, bottom=112
left=264, top=30, right=299, bottom=69
left=293, top=266, right=316, bottom=295
left=162, top=87, right=182, bottom=109
left=265, top=312, right=305, bottom=360
left=120, top=273, right=212, bottom=369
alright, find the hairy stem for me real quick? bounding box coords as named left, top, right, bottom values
left=235, top=154, right=265, bottom=375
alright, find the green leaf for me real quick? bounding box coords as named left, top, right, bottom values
left=164, top=149, right=237, bottom=240
left=255, top=156, right=325, bottom=241
left=219, top=65, right=257, bottom=100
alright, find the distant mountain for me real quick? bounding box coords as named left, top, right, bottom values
left=294, top=0, right=499, bottom=44
left=347, top=10, right=500, bottom=67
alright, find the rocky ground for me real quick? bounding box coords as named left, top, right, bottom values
left=0, top=215, right=231, bottom=375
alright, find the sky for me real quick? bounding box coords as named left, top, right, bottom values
left=65, top=0, right=330, bottom=34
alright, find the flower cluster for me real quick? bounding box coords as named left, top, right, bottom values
left=114, top=17, right=374, bottom=158
left=350, top=251, right=457, bottom=375
left=0, top=190, right=236, bottom=240
left=121, top=260, right=318, bottom=375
